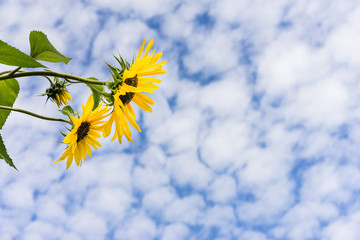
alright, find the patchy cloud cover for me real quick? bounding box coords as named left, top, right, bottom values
left=1, top=0, right=360, bottom=239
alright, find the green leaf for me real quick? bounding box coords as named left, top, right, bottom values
left=0, top=39, right=45, bottom=68
left=0, top=78, right=20, bottom=129
left=59, top=105, right=74, bottom=118
left=29, top=31, right=72, bottom=64
left=87, top=78, right=104, bottom=110
left=0, top=134, right=18, bottom=170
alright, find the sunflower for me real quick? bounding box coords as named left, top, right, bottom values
left=103, top=39, right=167, bottom=143
left=54, top=94, right=109, bottom=169
left=44, top=78, right=72, bottom=107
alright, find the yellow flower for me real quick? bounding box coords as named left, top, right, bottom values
left=44, top=78, right=73, bottom=107
left=54, top=94, right=109, bottom=169
left=54, top=90, right=72, bottom=107
left=103, top=39, right=167, bottom=143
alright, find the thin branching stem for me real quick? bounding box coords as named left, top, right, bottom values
left=0, top=70, right=106, bottom=85
left=0, top=105, right=71, bottom=124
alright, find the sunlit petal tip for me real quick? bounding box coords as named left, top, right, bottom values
left=53, top=159, right=61, bottom=164
left=144, top=39, right=154, bottom=56
left=137, top=39, right=146, bottom=60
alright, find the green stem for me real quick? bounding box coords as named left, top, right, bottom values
left=0, top=68, right=24, bottom=76
left=8, top=67, right=22, bottom=76
left=0, top=105, right=71, bottom=125
left=0, top=71, right=107, bottom=85
left=44, top=76, right=54, bottom=85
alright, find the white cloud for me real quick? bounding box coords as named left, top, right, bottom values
left=202, top=205, right=236, bottom=237
left=142, top=186, right=177, bottom=215
left=323, top=211, right=360, bottom=240
left=210, top=0, right=288, bottom=46
left=164, top=194, right=205, bottom=224
left=199, top=70, right=250, bottom=117
left=258, top=41, right=329, bottom=97
left=92, top=18, right=153, bottom=61
left=133, top=165, right=170, bottom=192
left=207, top=175, right=237, bottom=203
left=236, top=179, right=294, bottom=223
left=236, top=145, right=294, bottom=188
left=114, top=214, right=157, bottom=240
left=284, top=0, right=356, bottom=46
left=161, top=0, right=214, bottom=39
left=59, top=153, right=134, bottom=190
left=200, top=119, right=250, bottom=172
left=166, top=151, right=214, bottom=190
left=272, top=202, right=339, bottom=240
left=161, top=223, right=190, bottom=240
left=283, top=77, right=350, bottom=128
left=22, top=220, right=63, bottom=240
left=84, top=186, right=133, bottom=220
left=238, top=230, right=268, bottom=240
left=36, top=197, right=67, bottom=222
left=300, top=161, right=360, bottom=204
left=0, top=215, right=20, bottom=240
left=182, top=30, right=241, bottom=75
left=67, top=209, right=108, bottom=239
left=1, top=182, right=35, bottom=209
left=89, top=0, right=176, bottom=19
left=138, top=145, right=167, bottom=168
left=149, top=106, right=202, bottom=154
left=326, top=7, right=360, bottom=68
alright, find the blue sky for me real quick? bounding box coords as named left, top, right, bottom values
left=1, top=0, right=360, bottom=239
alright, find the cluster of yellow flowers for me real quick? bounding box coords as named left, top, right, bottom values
left=54, top=39, right=166, bottom=169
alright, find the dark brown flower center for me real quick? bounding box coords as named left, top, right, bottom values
left=76, top=122, right=90, bottom=142
left=120, top=76, right=138, bottom=105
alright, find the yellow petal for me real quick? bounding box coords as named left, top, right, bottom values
left=65, top=91, right=72, bottom=100
left=78, top=141, right=87, bottom=160
left=111, top=128, right=119, bottom=142
left=134, top=86, right=155, bottom=94
left=137, top=69, right=167, bottom=77
left=133, top=95, right=153, bottom=113
left=126, top=103, right=135, bottom=118
left=138, top=82, right=160, bottom=90
left=53, top=147, right=71, bottom=164
left=74, top=148, right=82, bottom=166
left=83, top=95, right=94, bottom=118
left=136, top=92, right=155, bottom=105
left=86, top=137, right=101, bottom=149
left=71, top=142, right=77, bottom=153
left=103, top=113, right=115, bottom=137
left=123, top=109, right=141, bottom=132
left=136, top=39, right=146, bottom=61
left=123, top=69, right=137, bottom=80
left=87, top=129, right=101, bottom=139
left=84, top=141, right=92, bottom=158
left=150, top=52, right=162, bottom=64
left=84, top=139, right=98, bottom=149
left=65, top=152, right=74, bottom=169
left=144, top=39, right=154, bottom=56
left=138, top=77, right=162, bottom=84
left=64, top=132, right=76, bottom=144
left=121, top=83, right=141, bottom=93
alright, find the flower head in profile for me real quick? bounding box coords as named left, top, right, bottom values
left=44, top=77, right=72, bottom=107
left=54, top=94, right=109, bottom=169
left=103, top=39, right=167, bottom=143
